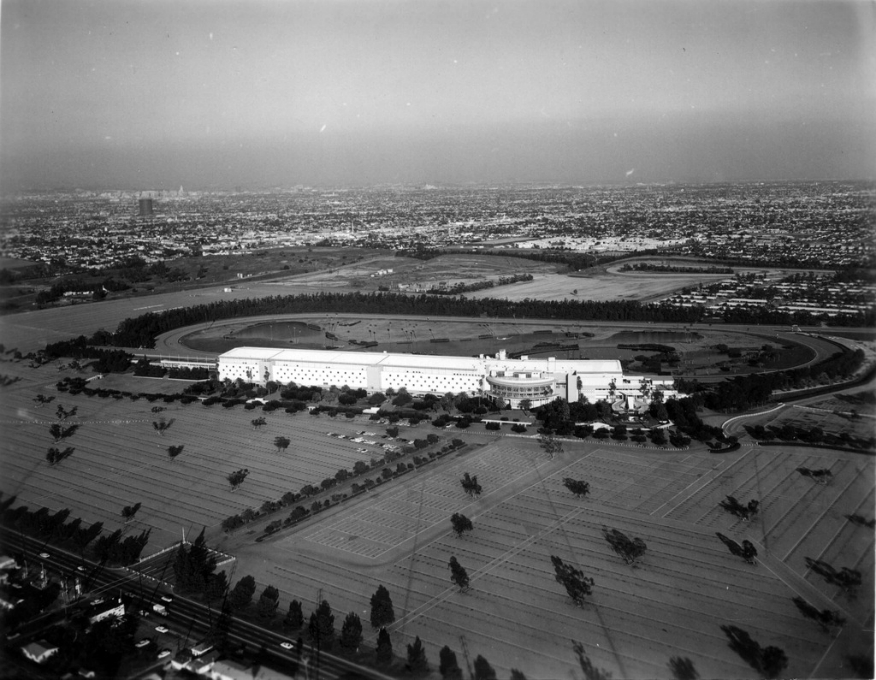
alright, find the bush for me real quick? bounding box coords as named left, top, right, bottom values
left=485, top=422, right=501, bottom=430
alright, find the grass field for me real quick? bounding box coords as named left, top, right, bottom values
left=265, top=253, right=560, bottom=294
left=464, top=272, right=702, bottom=302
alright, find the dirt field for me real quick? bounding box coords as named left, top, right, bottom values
left=227, top=439, right=874, bottom=679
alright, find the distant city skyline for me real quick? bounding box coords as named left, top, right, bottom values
left=1, top=0, right=874, bottom=191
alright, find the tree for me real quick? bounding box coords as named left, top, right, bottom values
left=370, top=585, right=396, bottom=628
left=339, top=612, right=363, bottom=652
left=473, top=655, right=497, bottom=680
left=309, top=599, right=335, bottom=650
left=440, top=392, right=454, bottom=412
left=721, top=625, right=787, bottom=679
left=572, top=641, right=612, bottom=680
left=563, top=478, right=590, bottom=498
left=460, top=473, right=482, bottom=497
left=449, top=556, right=470, bottom=591
left=152, top=418, right=174, bottom=436
left=167, top=444, right=184, bottom=460
left=274, top=436, right=291, bottom=453
left=719, top=496, right=759, bottom=521
left=256, top=585, right=280, bottom=620
left=796, top=467, right=832, bottom=485
left=375, top=627, right=393, bottom=665
left=120, top=502, right=141, bottom=523
left=510, top=670, right=528, bottom=680
left=227, top=468, right=249, bottom=490
left=406, top=635, right=428, bottom=674
left=602, top=527, right=647, bottom=565
left=519, top=399, right=532, bottom=413
left=845, top=513, right=876, bottom=528
left=227, top=575, right=257, bottom=610
left=653, top=403, right=669, bottom=422
left=252, top=416, right=267, bottom=429
left=33, top=394, right=55, bottom=408
left=56, top=404, right=78, bottom=421
left=393, top=390, right=413, bottom=407
left=283, top=600, right=304, bottom=631
left=716, top=533, right=758, bottom=564
left=551, top=555, right=594, bottom=606
left=49, top=423, right=78, bottom=442
left=668, top=656, right=699, bottom=680
left=450, top=513, right=473, bottom=538
left=792, top=596, right=846, bottom=632
left=539, top=433, right=563, bottom=458
left=205, top=570, right=228, bottom=602
left=439, top=645, right=463, bottom=680
left=173, top=527, right=217, bottom=594
left=805, top=558, right=861, bottom=593
left=46, top=446, right=74, bottom=465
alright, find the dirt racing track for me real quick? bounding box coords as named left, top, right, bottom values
left=236, top=439, right=874, bottom=679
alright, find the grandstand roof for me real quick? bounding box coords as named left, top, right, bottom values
left=219, top=347, right=621, bottom=374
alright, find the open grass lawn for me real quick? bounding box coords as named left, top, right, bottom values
left=226, top=440, right=874, bottom=680
left=463, top=270, right=726, bottom=303
left=265, top=253, right=560, bottom=295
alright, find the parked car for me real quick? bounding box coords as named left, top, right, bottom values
left=157, top=649, right=171, bottom=659
left=155, top=626, right=169, bottom=634
left=135, top=640, right=150, bottom=649
left=39, top=552, right=50, bottom=559
left=280, top=640, right=294, bottom=650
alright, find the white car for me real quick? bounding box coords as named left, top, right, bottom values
left=155, top=626, right=169, bottom=634
left=135, top=640, right=150, bottom=649
left=280, top=640, right=294, bottom=650
left=76, top=565, right=86, bottom=572
left=160, top=595, right=173, bottom=603
left=157, top=649, right=171, bottom=659
left=39, top=552, right=50, bottom=559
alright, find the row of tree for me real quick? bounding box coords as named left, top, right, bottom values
left=0, top=494, right=149, bottom=566
left=106, top=291, right=707, bottom=349
left=677, top=347, right=866, bottom=412
left=222, top=438, right=467, bottom=532
left=0, top=495, right=103, bottom=554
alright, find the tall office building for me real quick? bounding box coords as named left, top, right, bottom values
left=138, top=198, right=154, bottom=216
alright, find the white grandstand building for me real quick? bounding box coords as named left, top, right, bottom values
left=218, top=347, right=671, bottom=409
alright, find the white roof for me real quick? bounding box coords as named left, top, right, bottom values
left=220, top=347, right=621, bottom=374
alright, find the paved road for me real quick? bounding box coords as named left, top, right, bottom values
left=2, top=531, right=394, bottom=680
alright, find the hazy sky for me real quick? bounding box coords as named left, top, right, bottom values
left=2, top=0, right=874, bottom=189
